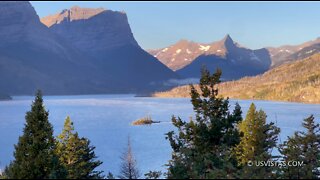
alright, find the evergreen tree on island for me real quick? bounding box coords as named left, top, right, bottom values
left=56, top=116, right=103, bottom=179
left=4, top=90, right=66, bottom=179
left=234, top=103, right=280, bottom=179
left=166, top=67, right=243, bottom=179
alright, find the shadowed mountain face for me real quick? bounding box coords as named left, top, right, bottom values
left=41, top=6, right=139, bottom=52
left=41, top=6, right=179, bottom=93
left=0, top=2, right=179, bottom=95
left=0, top=2, right=105, bottom=95
left=175, top=35, right=271, bottom=80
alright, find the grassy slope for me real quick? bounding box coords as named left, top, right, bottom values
left=153, top=54, right=320, bottom=104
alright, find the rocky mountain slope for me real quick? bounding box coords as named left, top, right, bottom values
left=0, top=1, right=104, bottom=95
left=148, top=35, right=256, bottom=71
left=148, top=39, right=228, bottom=71
left=153, top=53, right=320, bottom=104
left=175, top=35, right=271, bottom=80
left=150, top=36, right=320, bottom=72
left=0, top=2, right=179, bottom=95
left=41, top=6, right=179, bottom=92
left=267, top=37, right=320, bottom=67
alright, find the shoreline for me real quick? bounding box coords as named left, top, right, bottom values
left=3, top=94, right=320, bottom=105
left=150, top=95, right=320, bottom=105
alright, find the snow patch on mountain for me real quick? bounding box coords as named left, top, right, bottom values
left=306, top=49, right=316, bottom=54
left=199, top=45, right=210, bottom=51
left=162, top=48, right=168, bottom=52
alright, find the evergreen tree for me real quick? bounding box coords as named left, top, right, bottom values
left=144, top=171, right=162, bottom=179
left=56, top=116, right=103, bottom=179
left=165, top=67, right=243, bottom=179
left=118, top=137, right=140, bottom=179
left=106, top=172, right=115, bottom=179
left=5, top=90, right=66, bottom=179
left=279, top=115, right=320, bottom=179
left=234, top=103, right=280, bottom=179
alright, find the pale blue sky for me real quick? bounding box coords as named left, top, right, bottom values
left=30, top=1, right=320, bottom=50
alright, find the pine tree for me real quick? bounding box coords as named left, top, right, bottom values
left=56, top=116, right=103, bottom=179
left=234, top=103, right=280, bottom=179
left=5, top=90, right=66, bottom=179
left=118, top=137, right=140, bottom=179
left=144, top=171, right=162, bottom=179
left=165, top=67, right=243, bottom=179
left=106, top=172, right=115, bottom=179
left=279, top=115, right=320, bottom=179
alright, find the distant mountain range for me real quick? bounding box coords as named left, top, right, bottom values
left=148, top=35, right=320, bottom=81
left=153, top=53, right=320, bottom=104
left=0, top=2, right=178, bottom=95
left=1, top=1, right=320, bottom=96
left=149, top=35, right=271, bottom=80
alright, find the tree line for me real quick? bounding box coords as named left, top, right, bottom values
left=1, top=68, right=320, bottom=179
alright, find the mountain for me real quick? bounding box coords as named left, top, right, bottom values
left=148, top=35, right=245, bottom=71
left=148, top=39, right=218, bottom=71
left=288, top=42, right=320, bottom=62
left=267, top=37, right=320, bottom=67
left=41, top=6, right=139, bottom=52
left=0, top=2, right=178, bottom=95
left=153, top=53, right=320, bottom=103
left=174, top=35, right=271, bottom=80
left=41, top=6, right=179, bottom=92
left=0, top=1, right=105, bottom=95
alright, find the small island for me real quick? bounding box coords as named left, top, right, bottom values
left=132, top=116, right=160, bottom=126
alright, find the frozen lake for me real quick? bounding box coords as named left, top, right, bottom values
left=0, top=94, right=320, bottom=177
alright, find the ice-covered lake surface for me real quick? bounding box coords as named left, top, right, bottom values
left=0, top=94, right=320, bottom=176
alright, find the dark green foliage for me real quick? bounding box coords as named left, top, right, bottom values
left=5, top=90, right=66, bottom=179
left=235, top=103, right=280, bottom=179
left=165, top=67, right=243, bottom=179
left=144, top=171, right=162, bottom=179
left=279, top=115, right=320, bottom=179
left=56, top=116, right=103, bottom=179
